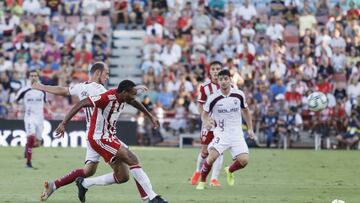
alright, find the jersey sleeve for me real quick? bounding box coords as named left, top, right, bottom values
left=239, top=90, right=248, bottom=109
left=88, top=91, right=109, bottom=109
left=68, top=83, right=82, bottom=96
left=197, top=84, right=207, bottom=104
left=15, top=87, right=30, bottom=102
left=203, top=94, right=213, bottom=113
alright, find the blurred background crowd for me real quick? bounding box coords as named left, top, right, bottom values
left=1, top=0, right=360, bottom=148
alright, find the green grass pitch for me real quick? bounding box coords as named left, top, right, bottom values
left=0, top=147, right=359, bottom=203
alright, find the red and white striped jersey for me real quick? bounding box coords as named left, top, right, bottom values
left=68, top=82, right=106, bottom=130
left=88, top=89, right=126, bottom=140
left=197, top=80, right=220, bottom=105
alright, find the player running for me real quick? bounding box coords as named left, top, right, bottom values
left=196, top=69, right=255, bottom=190
left=55, top=80, right=168, bottom=203
left=34, top=62, right=149, bottom=202
left=16, top=70, right=46, bottom=168
left=190, top=61, right=224, bottom=187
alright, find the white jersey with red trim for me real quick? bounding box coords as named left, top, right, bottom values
left=68, top=82, right=106, bottom=130
left=88, top=89, right=126, bottom=140
left=204, top=88, right=248, bottom=133
left=197, top=80, right=220, bottom=105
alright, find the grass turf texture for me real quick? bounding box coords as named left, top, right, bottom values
left=0, top=147, right=359, bottom=203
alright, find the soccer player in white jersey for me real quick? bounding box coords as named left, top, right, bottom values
left=191, top=61, right=224, bottom=187
left=196, top=69, right=255, bottom=190
left=16, top=70, right=46, bottom=168
left=55, top=80, right=168, bottom=203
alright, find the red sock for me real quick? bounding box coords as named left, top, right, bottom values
left=26, top=135, right=35, bottom=163
left=229, top=161, right=244, bottom=173
left=135, top=178, right=148, bottom=199
left=200, top=161, right=212, bottom=182
left=54, top=169, right=85, bottom=189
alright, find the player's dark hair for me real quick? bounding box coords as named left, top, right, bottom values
left=90, top=62, right=106, bottom=74
left=209, top=60, right=223, bottom=67
left=117, top=80, right=136, bottom=93
left=218, top=69, right=231, bottom=77
left=26, top=69, right=39, bottom=79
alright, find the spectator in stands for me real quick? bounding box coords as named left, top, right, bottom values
left=260, top=106, right=278, bottom=148
left=13, top=56, right=28, bottom=79
left=157, top=85, right=174, bottom=110
left=266, top=17, right=284, bottom=41
left=0, top=54, right=13, bottom=73
left=74, top=45, right=92, bottom=69
left=347, top=75, right=360, bottom=99
left=336, top=108, right=360, bottom=149
left=160, top=36, right=181, bottom=67
left=169, top=97, right=187, bottom=135
left=23, top=0, right=40, bottom=15
left=112, top=0, right=130, bottom=29
left=299, top=9, right=317, bottom=36
left=270, top=55, right=287, bottom=79
left=141, top=53, right=163, bottom=76
left=0, top=84, right=9, bottom=118
left=237, top=0, right=257, bottom=23
left=208, top=0, right=225, bottom=19
left=285, top=83, right=302, bottom=108
left=63, top=0, right=80, bottom=15
left=191, top=5, right=211, bottom=34
left=270, top=79, right=286, bottom=101
left=277, top=106, right=303, bottom=148
left=128, top=0, right=148, bottom=29
left=299, top=57, right=318, bottom=82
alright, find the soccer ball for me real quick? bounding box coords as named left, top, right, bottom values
left=307, top=91, right=328, bottom=112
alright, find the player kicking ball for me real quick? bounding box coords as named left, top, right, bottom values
left=196, top=69, right=255, bottom=190
left=55, top=80, right=168, bottom=203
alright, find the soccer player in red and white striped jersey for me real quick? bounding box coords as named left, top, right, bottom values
left=190, top=61, right=224, bottom=187
left=54, top=80, right=168, bottom=203
left=35, top=62, right=149, bottom=202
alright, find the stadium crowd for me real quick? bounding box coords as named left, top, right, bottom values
left=0, top=0, right=111, bottom=119
left=1, top=0, right=360, bottom=148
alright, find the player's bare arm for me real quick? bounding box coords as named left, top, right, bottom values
left=129, top=99, right=160, bottom=129
left=32, top=82, right=70, bottom=96
left=202, top=111, right=215, bottom=130
left=242, top=108, right=255, bottom=139
left=55, top=98, right=93, bottom=137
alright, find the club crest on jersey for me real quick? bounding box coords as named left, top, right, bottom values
left=233, top=99, right=238, bottom=105
left=108, top=95, right=116, bottom=100
left=91, top=95, right=101, bottom=101
left=81, top=91, right=89, bottom=97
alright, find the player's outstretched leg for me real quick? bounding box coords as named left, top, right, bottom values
left=117, top=146, right=168, bottom=202
left=40, top=163, right=97, bottom=201
left=210, top=154, right=223, bottom=187
left=75, top=177, right=88, bottom=202
left=40, top=181, right=55, bottom=201
left=25, top=135, right=35, bottom=168
left=191, top=151, right=207, bottom=185
left=196, top=148, right=220, bottom=190
left=224, top=153, right=249, bottom=186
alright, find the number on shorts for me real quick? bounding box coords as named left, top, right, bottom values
left=214, top=137, right=220, bottom=144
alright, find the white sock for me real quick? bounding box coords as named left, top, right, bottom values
left=211, top=154, right=223, bottom=180
left=82, top=173, right=116, bottom=188
left=130, top=168, right=157, bottom=200
left=196, top=153, right=206, bottom=172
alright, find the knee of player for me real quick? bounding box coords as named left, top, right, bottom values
left=83, top=167, right=96, bottom=177
left=238, top=157, right=250, bottom=167
left=115, top=173, right=129, bottom=184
